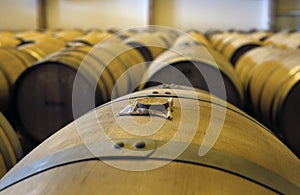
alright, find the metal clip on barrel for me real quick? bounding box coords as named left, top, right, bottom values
left=119, top=98, right=174, bottom=120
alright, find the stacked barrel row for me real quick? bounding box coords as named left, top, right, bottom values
left=3, top=28, right=246, bottom=157
left=0, top=29, right=154, bottom=174
left=0, top=29, right=85, bottom=177
left=10, top=28, right=176, bottom=152
left=0, top=29, right=87, bottom=114
left=1, top=28, right=300, bottom=172
left=140, top=30, right=244, bottom=108
left=0, top=29, right=93, bottom=176
left=263, top=30, right=300, bottom=49
left=207, top=30, right=300, bottom=157
left=0, top=30, right=299, bottom=194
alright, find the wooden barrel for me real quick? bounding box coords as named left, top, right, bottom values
left=215, top=34, right=243, bottom=53
left=0, top=35, right=21, bottom=48
left=72, top=30, right=103, bottom=46
left=116, top=29, right=138, bottom=40
left=14, top=30, right=44, bottom=43
left=271, top=72, right=300, bottom=157
left=12, top=49, right=100, bottom=143
left=277, top=32, right=300, bottom=49
left=88, top=40, right=145, bottom=97
left=263, top=31, right=291, bottom=47
left=186, top=29, right=212, bottom=48
left=53, top=29, right=84, bottom=42
left=0, top=48, right=35, bottom=86
left=12, top=40, right=145, bottom=143
left=248, top=31, right=272, bottom=42
left=70, top=31, right=118, bottom=46
left=235, top=47, right=287, bottom=115
left=268, top=51, right=300, bottom=157
left=0, top=86, right=299, bottom=194
left=222, top=37, right=261, bottom=66
left=204, top=29, right=223, bottom=41
left=18, top=35, right=67, bottom=60
left=209, top=32, right=227, bottom=49
left=141, top=37, right=244, bottom=108
left=209, top=33, right=243, bottom=52
left=235, top=47, right=283, bottom=89
left=0, top=31, right=14, bottom=37
left=124, top=32, right=171, bottom=61
left=0, top=47, right=36, bottom=113
left=247, top=51, right=296, bottom=114
left=248, top=51, right=300, bottom=157
left=152, top=31, right=177, bottom=48
left=0, top=112, right=23, bottom=178
left=0, top=70, right=9, bottom=115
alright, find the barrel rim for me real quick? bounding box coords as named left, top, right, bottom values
left=1, top=140, right=298, bottom=194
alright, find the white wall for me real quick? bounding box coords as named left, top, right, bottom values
left=46, top=0, right=149, bottom=29
left=153, top=0, right=271, bottom=31
left=0, top=0, right=271, bottom=31
left=0, top=0, right=37, bottom=30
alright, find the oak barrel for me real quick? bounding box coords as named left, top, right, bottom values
left=53, top=29, right=83, bottom=42
left=277, top=32, right=300, bottom=49
left=0, top=35, right=21, bottom=48
left=0, top=70, right=9, bottom=113
left=0, top=112, right=23, bottom=178
left=258, top=51, right=300, bottom=156
left=263, top=31, right=291, bottom=47
left=14, top=30, right=44, bottom=43
left=18, top=35, right=67, bottom=60
left=246, top=51, right=299, bottom=117
left=186, top=29, right=212, bottom=48
left=248, top=31, right=271, bottom=42
left=12, top=40, right=145, bottom=143
left=235, top=47, right=283, bottom=89
left=238, top=48, right=300, bottom=157
left=222, top=37, right=261, bottom=66
left=0, top=86, right=299, bottom=194
left=70, top=31, right=120, bottom=47
left=0, top=47, right=35, bottom=113
left=141, top=36, right=244, bottom=108
left=124, top=32, right=172, bottom=61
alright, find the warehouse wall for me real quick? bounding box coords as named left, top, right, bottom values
left=0, top=0, right=37, bottom=30
left=152, top=0, right=271, bottom=31
left=0, top=0, right=271, bottom=31
left=46, top=0, right=149, bottom=29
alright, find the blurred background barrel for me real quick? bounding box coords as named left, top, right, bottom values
left=53, top=29, right=84, bottom=42
left=222, top=37, right=261, bottom=66
left=0, top=112, right=23, bottom=178
left=263, top=31, right=293, bottom=48
left=11, top=38, right=146, bottom=143
left=69, top=30, right=114, bottom=46
left=141, top=35, right=244, bottom=108
left=248, top=31, right=272, bottom=42
left=236, top=46, right=300, bottom=157
left=187, top=29, right=212, bottom=48
left=124, top=31, right=175, bottom=62
left=0, top=33, right=21, bottom=48
left=0, top=47, right=36, bottom=114
left=235, top=47, right=283, bottom=89
left=18, top=35, right=67, bottom=61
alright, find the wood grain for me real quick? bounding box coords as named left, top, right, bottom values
left=2, top=88, right=299, bottom=194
